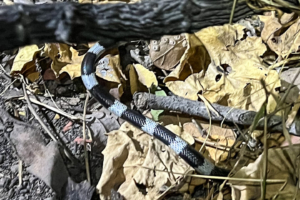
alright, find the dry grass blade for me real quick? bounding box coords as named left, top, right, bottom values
left=17, top=96, right=83, bottom=121
left=18, top=160, right=22, bottom=187
left=130, top=166, right=287, bottom=183
left=83, top=92, right=91, bottom=184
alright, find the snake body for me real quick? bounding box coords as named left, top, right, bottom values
left=80, top=0, right=299, bottom=177
left=81, top=43, right=229, bottom=176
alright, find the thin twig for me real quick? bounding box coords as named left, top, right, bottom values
left=269, top=56, right=300, bottom=69
left=229, top=0, right=238, bottom=24
left=22, top=82, right=57, bottom=142
left=83, top=92, right=91, bottom=184
left=18, top=160, right=22, bottom=187
left=18, top=96, right=83, bottom=121
left=0, top=79, right=17, bottom=96
left=22, top=81, right=82, bottom=168
left=198, top=95, right=212, bottom=153
left=124, top=165, right=287, bottom=183
left=261, top=89, right=268, bottom=200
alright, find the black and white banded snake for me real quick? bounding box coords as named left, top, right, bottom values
left=80, top=0, right=299, bottom=177
left=81, top=43, right=229, bottom=176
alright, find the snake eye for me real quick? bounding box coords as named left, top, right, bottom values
left=152, top=40, right=158, bottom=45
left=153, top=45, right=160, bottom=51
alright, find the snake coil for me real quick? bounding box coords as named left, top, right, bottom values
left=81, top=43, right=229, bottom=176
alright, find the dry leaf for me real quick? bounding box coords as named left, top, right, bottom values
left=259, top=12, right=282, bottom=43
left=259, top=12, right=300, bottom=57
left=166, top=72, right=204, bottom=101
left=230, top=146, right=300, bottom=199
left=97, top=123, right=202, bottom=200
left=280, top=12, right=295, bottom=24
left=164, top=33, right=210, bottom=82
left=129, top=64, right=145, bottom=95
left=149, top=34, right=187, bottom=71
left=183, top=122, right=235, bottom=162
left=268, top=19, right=300, bottom=57
left=167, top=24, right=281, bottom=112
left=59, top=47, right=84, bottom=79
left=44, top=44, right=84, bottom=79
left=96, top=54, right=126, bottom=84
left=132, top=64, right=158, bottom=88
left=11, top=45, right=41, bottom=82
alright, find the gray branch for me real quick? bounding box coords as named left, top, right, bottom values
left=133, top=92, right=299, bottom=135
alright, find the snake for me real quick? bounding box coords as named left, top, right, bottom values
left=81, top=42, right=229, bottom=176
left=80, top=0, right=299, bottom=176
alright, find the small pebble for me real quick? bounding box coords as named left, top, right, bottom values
left=20, top=188, right=28, bottom=194
left=29, top=177, right=37, bottom=184
left=16, top=185, right=23, bottom=191
left=5, top=127, right=13, bottom=132
left=44, top=197, right=56, bottom=200
left=0, top=155, right=4, bottom=164
left=23, top=175, right=29, bottom=181
left=9, top=177, right=18, bottom=188
left=0, top=178, right=7, bottom=188
left=7, top=188, right=15, bottom=198
left=10, top=164, right=19, bottom=174
left=18, top=196, right=26, bottom=200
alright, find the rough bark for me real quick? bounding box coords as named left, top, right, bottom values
left=133, top=92, right=299, bottom=135
left=0, top=0, right=257, bottom=51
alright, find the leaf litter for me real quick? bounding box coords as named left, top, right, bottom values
left=3, top=2, right=300, bottom=200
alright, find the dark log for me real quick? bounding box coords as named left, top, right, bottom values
left=0, top=0, right=298, bottom=50
left=0, top=0, right=258, bottom=51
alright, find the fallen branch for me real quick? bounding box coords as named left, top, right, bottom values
left=133, top=92, right=298, bottom=135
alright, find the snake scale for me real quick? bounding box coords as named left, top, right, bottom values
left=81, top=0, right=298, bottom=176
left=82, top=44, right=229, bottom=176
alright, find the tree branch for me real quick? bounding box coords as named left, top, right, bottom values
left=133, top=92, right=299, bottom=135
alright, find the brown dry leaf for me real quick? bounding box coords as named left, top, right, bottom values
left=149, top=34, right=187, bottom=71
left=44, top=43, right=85, bottom=79
left=45, top=43, right=98, bottom=80
left=259, top=12, right=300, bottom=57
left=183, top=122, right=235, bottom=162
left=11, top=45, right=41, bottom=82
left=167, top=24, right=281, bottom=112
left=59, top=47, right=84, bottom=79
left=96, top=54, right=126, bottom=84
left=268, top=19, right=300, bottom=57
left=95, top=54, right=126, bottom=98
left=97, top=122, right=200, bottom=200
left=129, top=64, right=157, bottom=95
left=195, top=24, right=245, bottom=67
left=229, top=146, right=300, bottom=199
left=280, top=12, right=295, bottom=24
left=164, top=33, right=210, bottom=82
left=286, top=95, right=300, bottom=127
left=259, top=12, right=282, bottom=43
left=133, top=64, right=158, bottom=88
left=166, top=72, right=204, bottom=101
